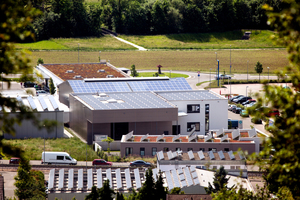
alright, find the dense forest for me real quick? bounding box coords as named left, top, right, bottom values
left=22, top=0, right=283, bottom=40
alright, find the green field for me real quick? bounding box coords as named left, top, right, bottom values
left=29, top=49, right=289, bottom=74
left=137, top=72, right=189, bottom=78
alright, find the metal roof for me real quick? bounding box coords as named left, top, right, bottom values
left=156, top=90, right=223, bottom=101
left=75, top=92, right=175, bottom=110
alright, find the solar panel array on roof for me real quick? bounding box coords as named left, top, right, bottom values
left=238, top=151, right=245, bottom=160
left=198, top=151, right=205, bottom=160
left=116, top=168, right=122, bottom=189
left=232, top=129, right=240, bottom=139
left=58, top=169, right=64, bottom=189
left=188, top=134, right=197, bottom=142
left=228, top=151, right=236, bottom=160
left=68, top=78, right=192, bottom=93
left=208, top=151, right=215, bottom=160
left=27, top=96, right=37, bottom=110
left=173, top=134, right=180, bottom=142
left=216, top=129, right=224, bottom=137
left=141, top=134, right=148, bottom=141
left=134, top=169, right=141, bottom=189
left=157, top=151, right=164, bottom=160
left=190, top=166, right=196, bottom=172
left=152, top=168, right=158, bottom=182
left=88, top=169, right=93, bottom=189
left=157, top=90, right=221, bottom=101
left=184, top=168, right=193, bottom=186
left=188, top=150, right=195, bottom=160
left=248, top=128, right=257, bottom=137
left=165, top=171, right=174, bottom=190
left=221, top=134, right=228, bottom=142
left=157, top=134, right=164, bottom=142
left=125, top=131, right=133, bottom=141
left=171, top=170, right=181, bottom=188
left=218, top=151, right=225, bottom=160
left=16, top=96, right=23, bottom=105
left=78, top=169, right=83, bottom=189
left=38, top=96, right=48, bottom=111
left=204, top=134, right=212, bottom=142
left=68, top=169, right=74, bottom=189
left=48, top=169, right=55, bottom=189
left=167, top=151, right=174, bottom=160
left=97, top=169, right=103, bottom=188
left=125, top=168, right=132, bottom=189
left=49, top=95, right=59, bottom=110
left=106, top=168, right=112, bottom=188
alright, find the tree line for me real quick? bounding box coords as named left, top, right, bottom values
left=21, top=0, right=283, bottom=40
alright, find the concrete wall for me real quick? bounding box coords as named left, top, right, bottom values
left=57, top=81, right=73, bottom=107
left=48, top=193, right=88, bottom=200
left=3, top=111, right=64, bottom=139
left=120, top=141, right=256, bottom=157
left=171, top=99, right=228, bottom=135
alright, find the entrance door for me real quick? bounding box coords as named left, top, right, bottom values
left=111, top=122, right=129, bottom=140
left=172, top=125, right=180, bottom=135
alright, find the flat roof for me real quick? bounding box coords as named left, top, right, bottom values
left=157, top=90, right=225, bottom=101
left=74, top=92, right=175, bottom=110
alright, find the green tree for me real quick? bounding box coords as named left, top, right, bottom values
left=254, top=61, right=263, bottom=82
left=205, top=166, right=233, bottom=194
left=130, top=64, right=139, bottom=77
left=49, top=77, right=56, bottom=95
left=98, top=180, right=115, bottom=200
left=155, top=171, right=168, bottom=200
left=170, top=187, right=184, bottom=194
left=85, top=185, right=99, bottom=200
left=102, top=137, right=114, bottom=154
left=115, top=192, right=125, bottom=200
left=37, top=58, right=44, bottom=65
left=14, top=159, right=46, bottom=200
left=137, top=169, right=155, bottom=200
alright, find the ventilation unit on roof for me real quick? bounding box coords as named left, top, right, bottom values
left=107, top=99, right=117, bottom=103
left=98, top=69, right=105, bottom=73
left=74, top=75, right=82, bottom=79
left=66, top=70, right=74, bottom=73
left=98, top=93, right=108, bottom=97
left=107, top=75, right=114, bottom=78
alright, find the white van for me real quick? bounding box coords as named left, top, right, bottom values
left=41, top=152, right=77, bottom=165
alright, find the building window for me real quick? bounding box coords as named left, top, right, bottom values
left=224, top=148, right=230, bottom=152
left=176, top=147, right=181, bottom=151
left=212, top=166, right=217, bottom=169
left=152, top=147, right=157, bottom=156
left=187, top=148, right=193, bottom=151
left=236, top=166, right=241, bottom=169
left=230, top=166, right=235, bottom=169
left=140, top=148, right=145, bottom=156
left=199, top=148, right=205, bottom=151
left=187, top=122, right=200, bottom=132
left=125, top=147, right=133, bottom=156
left=163, top=147, right=169, bottom=152
left=187, top=104, right=200, bottom=113
left=205, top=104, right=209, bottom=133
left=209, top=148, right=217, bottom=152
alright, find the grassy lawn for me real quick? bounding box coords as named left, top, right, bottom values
left=2, top=130, right=99, bottom=161
left=29, top=49, right=288, bottom=74
left=119, top=30, right=282, bottom=49
left=137, top=72, right=189, bottom=78
left=16, top=40, right=69, bottom=50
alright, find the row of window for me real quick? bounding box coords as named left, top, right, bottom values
left=187, top=104, right=210, bottom=114
left=125, top=147, right=231, bottom=156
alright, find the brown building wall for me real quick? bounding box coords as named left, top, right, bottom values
left=120, top=142, right=256, bottom=157
left=128, top=121, right=172, bottom=135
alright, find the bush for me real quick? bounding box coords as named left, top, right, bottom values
left=251, top=117, right=262, bottom=124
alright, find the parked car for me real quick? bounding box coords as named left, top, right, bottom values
left=92, top=159, right=112, bottom=166
left=232, top=107, right=242, bottom=114
left=24, top=81, right=36, bottom=88
left=36, top=90, right=47, bottom=95
left=9, top=157, right=20, bottom=164
left=230, top=95, right=244, bottom=102
left=229, top=105, right=237, bottom=112
left=242, top=99, right=256, bottom=105
left=267, top=109, right=280, bottom=117
left=233, top=96, right=252, bottom=104
left=228, top=104, right=235, bottom=111
left=129, top=160, right=152, bottom=167
left=215, top=74, right=231, bottom=80
left=240, top=110, right=249, bottom=117
left=245, top=102, right=256, bottom=108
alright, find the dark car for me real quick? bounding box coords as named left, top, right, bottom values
left=232, top=107, right=242, bottom=114
left=9, top=157, right=20, bottom=164
left=242, top=99, right=256, bottom=105
left=234, top=96, right=252, bottom=104
left=267, top=109, right=280, bottom=117
left=130, top=160, right=152, bottom=167
left=230, top=95, right=244, bottom=102
left=92, top=159, right=112, bottom=166
left=24, top=81, right=36, bottom=88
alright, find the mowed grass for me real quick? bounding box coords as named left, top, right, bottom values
left=119, top=30, right=282, bottom=49
left=29, top=49, right=289, bottom=74
left=3, top=134, right=99, bottom=161
left=16, top=36, right=135, bottom=50
left=137, top=72, right=189, bottom=78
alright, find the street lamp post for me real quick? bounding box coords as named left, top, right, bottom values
left=246, top=86, right=249, bottom=97
left=210, top=68, right=212, bottom=90
left=247, top=60, right=249, bottom=83
left=217, top=60, right=220, bottom=87
left=267, top=67, right=270, bottom=83
left=78, top=43, right=80, bottom=63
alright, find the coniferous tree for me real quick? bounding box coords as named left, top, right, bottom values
left=85, top=186, right=99, bottom=200
left=137, top=169, right=155, bottom=200
left=49, top=77, right=56, bottom=95
left=205, top=166, right=233, bottom=194
left=130, top=65, right=139, bottom=77
left=98, top=180, right=115, bottom=200
left=254, top=61, right=263, bottom=82
left=155, top=171, right=168, bottom=200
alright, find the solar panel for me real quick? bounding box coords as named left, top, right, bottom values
left=232, top=129, right=240, bottom=139
left=125, top=168, right=132, bottom=189
left=115, top=168, right=122, bottom=189
left=188, top=127, right=196, bottom=137
left=238, top=151, right=245, bottom=160
left=208, top=151, right=215, bottom=160
left=184, top=167, right=194, bottom=186
left=157, top=134, right=164, bottom=142
left=218, top=151, right=225, bottom=160
left=157, top=151, right=164, bottom=160
left=69, top=80, right=132, bottom=93
left=58, top=169, right=64, bottom=189
left=27, top=96, right=37, bottom=110
left=188, top=134, right=197, bottom=142
left=134, top=168, right=141, bottom=189
left=249, top=128, right=257, bottom=137
left=193, top=177, right=200, bottom=185
left=172, top=152, right=178, bottom=159
left=197, top=151, right=205, bottom=160
left=16, top=96, right=23, bottom=105
left=167, top=151, right=174, bottom=160
left=187, top=150, right=195, bottom=160
left=171, top=170, right=180, bottom=188
left=221, top=134, right=228, bottom=142
left=78, top=169, right=83, bottom=189
left=141, top=134, right=148, bottom=141
left=87, top=169, right=93, bottom=189
left=190, top=166, right=196, bottom=172
left=191, top=171, right=198, bottom=179
left=204, top=134, right=212, bottom=142
left=173, top=134, right=180, bottom=142
left=38, top=96, right=48, bottom=111
left=228, top=151, right=236, bottom=160
left=68, top=169, right=74, bottom=189
left=48, top=169, right=55, bottom=189
left=49, top=95, right=59, bottom=110
left=106, top=168, right=112, bottom=188
left=165, top=171, right=174, bottom=190
left=216, top=129, right=224, bottom=137
left=97, top=169, right=103, bottom=188
left=125, top=131, right=133, bottom=141
left=177, top=168, right=183, bottom=175
left=152, top=168, right=158, bottom=182
left=181, top=179, right=187, bottom=187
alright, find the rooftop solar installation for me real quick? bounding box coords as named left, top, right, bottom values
left=157, top=90, right=222, bottom=101
left=184, top=167, right=194, bottom=186
left=157, top=151, right=164, bottom=160
left=68, top=169, right=74, bottom=189
left=97, top=169, right=103, bottom=188
left=171, top=170, right=181, bottom=188
left=16, top=96, right=23, bottom=105
left=48, top=169, right=55, bottom=189
left=58, top=169, right=64, bottom=189
left=228, top=151, right=236, bottom=160
left=27, top=96, right=37, bottom=110
left=238, top=151, right=245, bottom=160
left=208, top=151, right=215, bottom=160
left=165, top=171, right=174, bottom=190
left=106, top=168, right=112, bottom=188
left=78, top=169, right=83, bottom=189
left=125, top=168, right=132, bottom=189
left=197, top=151, right=205, bottom=160
left=68, top=77, right=192, bottom=93
left=116, top=168, right=122, bottom=189
left=177, top=168, right=183, bottom=175
left=188, top=150, right=195, bottom=160
left=152, top=168, right=158, bottom=182
left=77, top=92, right=174, bottom=110
left=38, top=96, right=48, bottom=111
left=134, top=168, right=142, bottom=189
left=218, top=151, right=225, bottom=160
left=49, top=95, right=59, bottom=110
